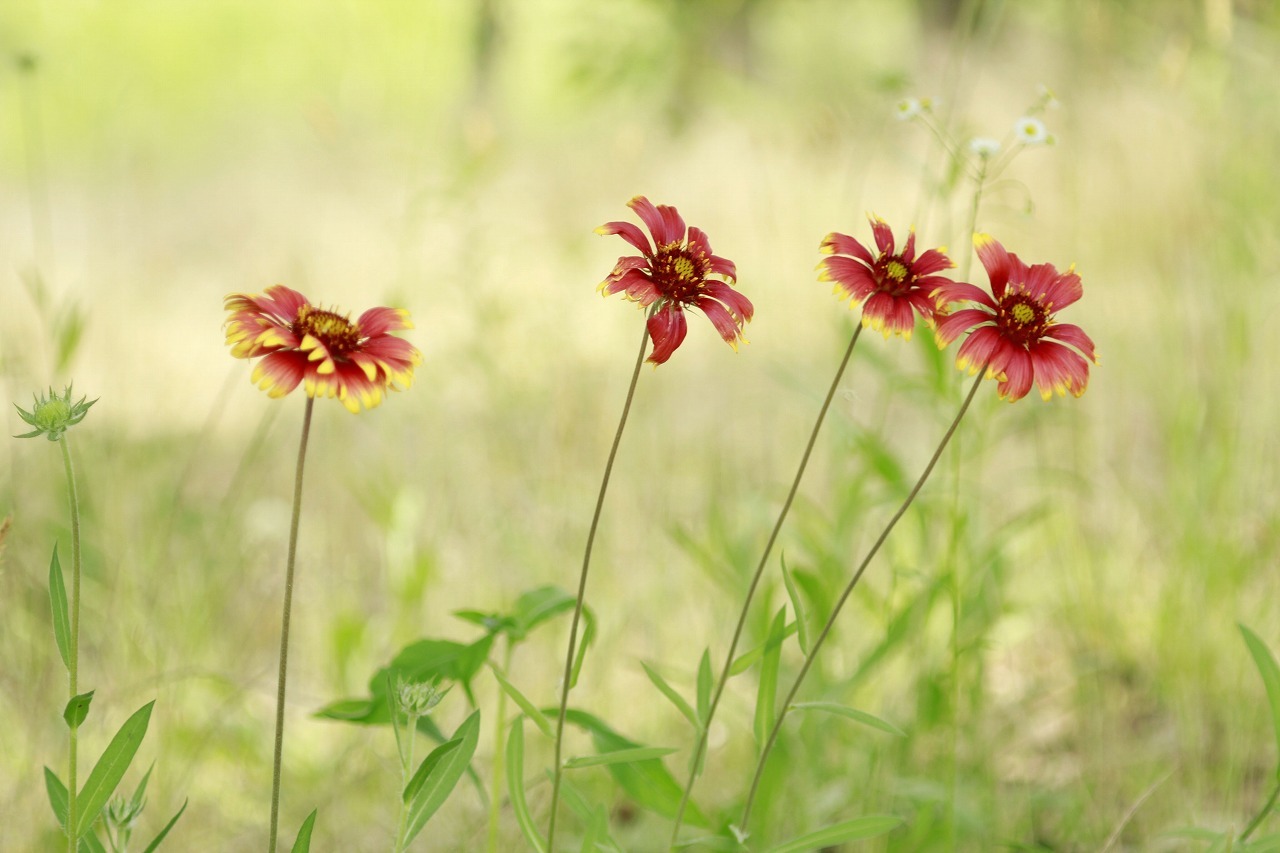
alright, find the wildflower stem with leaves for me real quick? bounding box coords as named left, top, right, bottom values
left=15, top=386, right=96, bottom=851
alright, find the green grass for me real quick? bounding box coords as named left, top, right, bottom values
left=2, top=1, right=1280, bottom=849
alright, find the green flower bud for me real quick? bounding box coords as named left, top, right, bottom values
left=394, top=676, right=448, bottom=719
left=14, top=385, right=97, bottom=441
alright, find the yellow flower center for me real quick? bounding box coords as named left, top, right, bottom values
left=1011, top=303, right=1036, bottom=325
left=884, top=259, right=908, bottom=281
left=295, top=304, right=361, bottom=355
left=653, top=243, right=711, bottom=302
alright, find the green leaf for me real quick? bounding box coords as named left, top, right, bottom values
left=64, top=691, right=95, bottom=729
left=564, top=746, right=679, bottom=769
left=640, top=661, right=699, bottom=730
left=79, top=831, right=107, bottom=853
left=45, top=766, right=69, bottom=830
left=696, top=649, right=712, bottom=725
left=753, top=608, right=788, bottom=750
left=780, top=555, right=810, bottom=656
left=289, top=809, right=317, bottom=853
left=139, top=798, right=188, bottom=853
left=49, top=545, right=71, bottom=672
left=127, top=763, right=154, bottom=814
left=789, top=702, right=907, bottom=737
left=76, top=701, right=154, bottom=839
left=554, top=774, right=622, bottom=853
left=511, top=585, right=577, bottom=640
left=1240, top=624, right=1280, bottom=771
left=730, top=619, right=798, bottom=676
left=401, top=710, right=481, bottom=846
left=557, top=708, right=707, bottom=827
left=490, top=665, right=554, bottom=740
left=764, top=814, right=903, bottom=853
left=506, top=717, right=547, bottom=853
left=569, top=605, right=597, bottom=689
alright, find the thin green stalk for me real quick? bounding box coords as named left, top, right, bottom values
left=740, top=369, right=986, bottom=832
left=547, top=316, right=651, bottom=850
left=668, top=323, right=865, bottom=848
left=268, top=395, right=315, bottom=853
left=60, top=434, right=81, bottom=853
left=392, top=708, right=420, bottom=853
left=1240, top=778, right=1280, bottom=842
left=486, top=640, right=514, bottom=853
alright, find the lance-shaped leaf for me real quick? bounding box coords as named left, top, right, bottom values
left=789, top=702, right=907, bottom=737
left=401, top=710, right=481, bottom=846
left=75, top=701, right=153, bottom=838
left=49, top=545, right=72, bottom=672
left=765, top=814, right=903, bottom=853
left=289, top=809, right=317, bottom=853
left=64, top=691, right=94, bottom=729
left=506, top=717, right=547, bottom=853
left=140, top=798, right=188, bottom=853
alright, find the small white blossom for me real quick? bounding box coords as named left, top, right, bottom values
left=1014, top=116, right=1052, bottom=145
left=968, top=137, right=1001, bottom=158
left=894, top=97, right=930, bottom=121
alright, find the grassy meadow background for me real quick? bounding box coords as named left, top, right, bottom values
left=2, top=0, right=1279, bottom=849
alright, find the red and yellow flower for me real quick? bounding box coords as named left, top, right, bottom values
left=933, top=234, right=1098, bottom=401
left=224, top=285, right=421, bottom=413
left=818, top=216, right=954, bottom=338
left=598, top=196, right=753, bottom=365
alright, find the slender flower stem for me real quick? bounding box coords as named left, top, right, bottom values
left=1241, top=778, right=1280, bottom=842
left=486, top=641, right=514, bottom=853
left=60, top=434, right=81, bottom=852
left=547, top=316, right=651, bottom=850
left=958, top=157, right=987, bottom=283
left=268, top=395, right=315, bottom=853
left=740, top=369, right=987, bottom=832
left=392, top=709, right=420, bottom=853
left=668, top=323, right=865, bottom=847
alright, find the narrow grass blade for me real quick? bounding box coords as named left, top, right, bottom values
left=641, top=661, right=698, bottom=729
left=764, top=814, right=903, bottom=853
left=569, top=605, right=597, bottom=689
left=564, top=746, right=679, bottom=769
left=289, top=809, right=317, bottom=853
left=139, top=798, right=188, bottom=853
left=557, top=708, right=708, bottom=826
left=790, top=702, right=907, bottom=737
left=753, top=607, right=787, bottom=750
left=80, top=831, right=107, bottom=853
left=780, top=555, right=810, bottom=656
left=730, top=620, right=798, bottom=676
left=64, top=690, right=94, bottom=729
left=696, top=649, right=712, bottom=725
left=506, top=717, right=547, bottom=853
left=402, top=710, right=481, bottom=846
left=555, top=774, right=623, bottom=853
left=75, top=701, right=154, bottom=839
left=49, top=545, right=71, bottom=672
left=1240, top=624, right=1280, bottom=768
left=44, top=766, right=69, bottom=830
left=490, top=664, right=554, bottom=739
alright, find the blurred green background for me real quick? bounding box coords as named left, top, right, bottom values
left=2, top=0, right=1279, bottom=849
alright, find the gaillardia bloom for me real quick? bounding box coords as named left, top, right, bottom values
left=597, top=196, right=753, bottom=365
left=818, top=216, right=954, bottom=338
left=933, top=234, right=1098, bottom=402
left=224, top=285, right=421, bottom=413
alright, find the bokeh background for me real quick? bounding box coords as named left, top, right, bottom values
left=2, top=0, right=1279, bottom=849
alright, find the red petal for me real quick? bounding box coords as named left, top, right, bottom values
left=598, top=221, right=653, bottom=255
left=646, top=304, right=688, bottom=364
left=821, top=232, right=876, bottom=266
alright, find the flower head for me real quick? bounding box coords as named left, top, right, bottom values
left=968, top=137, right=1002, bottom=158
left=14, top=385, right=97, bottom=441
left=223, top=285, right=421, bottom=413
left=597, top=196, right=753, bottom=365
left=1014, top=116, right=1052, bottom=145
left=818, top=216, right=955, bottom=339
left=394, top=675, right=448, bottom=719
left=894, top=97, right=931, bottom=121
left=933, top=234, right=1098, bottom=401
